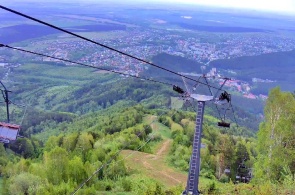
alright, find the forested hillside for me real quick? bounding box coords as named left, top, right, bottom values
left=0, top=105, right=256, bottom=194
left=1, top=1, right=295, bottom=194
left=209, top=49, right=295, bottom=93
left=0, top=60, right=294, bottom=194
left=1, top=88, right=295, bottom=194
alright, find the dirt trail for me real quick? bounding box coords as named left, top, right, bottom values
left=121, top=139, right=187, bottom=187
left=154, top=139, right=170, bottom=159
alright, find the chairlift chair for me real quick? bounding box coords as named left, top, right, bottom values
left=224, top=168, right=231, bottom=174
left=219, top=91, right=231, bottom=103
left=216, top=91, right=232, bottom=128
left=173, top=85, right=185, bottom=94
left=0, top=122, right=20, bottom=143
left=0, top=81, right=22, bottom=144
left=218, top=121, right=230, bottom=128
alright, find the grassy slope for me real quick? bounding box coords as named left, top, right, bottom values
left=122, top=115, right=226, bottom=192
left=123, top=115, right=185, bottom=187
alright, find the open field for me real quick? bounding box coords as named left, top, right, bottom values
left=11, top=63, right=111, bottom=86
left=57, top=15, right=138, bottom=28
left=0, top=24, right=126, bottom=44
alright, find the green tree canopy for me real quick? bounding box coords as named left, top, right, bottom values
left=255, top=87, right=295, bottom=182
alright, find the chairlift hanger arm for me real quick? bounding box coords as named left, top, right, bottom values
left=0, top=81, right=12, bottom=93
left=203, top=76, right=214, bottom=96
left=192, top=76, right=203, bottom=90
left=0, top=81, right=11, bottom=123
left=181, top=76, right=190, bottom=94
left=213, top=77, right=230, bottom=100
left=229, top=101, right=239, bottom=127
left=0, top=81, right=7, bottom=91
left=200, top=76, right=224, bottom=122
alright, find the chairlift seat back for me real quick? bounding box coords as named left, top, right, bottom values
left=218, top=121, right=230, bottom=128
left=0, top=122, right=20, bottom=142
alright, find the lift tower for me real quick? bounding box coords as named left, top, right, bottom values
left=173, top=77, right=231, bottom=195
left=182, top=94, right=212, bottom=195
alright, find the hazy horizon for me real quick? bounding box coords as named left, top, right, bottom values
left=2, top=0, right=295, bottom=16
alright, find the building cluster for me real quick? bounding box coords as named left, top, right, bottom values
left=205, top=68, right=267, bottom=100
left=175, top=34, right=295, bottom=63
left=1, top=27, right=294, bottom=100
left=24, top=28, right=295, bottom=74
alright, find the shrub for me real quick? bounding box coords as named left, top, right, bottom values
left=219, top=174, right=229, bottom=183
left=200, top=169, right=216, bottom=180
left=121, top=178, right=132, bottom=192
left=207, top=181, right=217, bottom=193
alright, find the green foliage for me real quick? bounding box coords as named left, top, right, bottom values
left=165, top=110, right=256, bottom=182
left=0, top=103, right=160, bottom=194
left=7, top=172, right=46, bottom=195
left=200, top=169, right=216, bottom=180
left=254, top=87, right=295, bottom=183
left=219, top=174, right=229, bottom=183
left=2, top=58, right=293, bottom=194
left=68, top=156, right=87, bottom=184
left=44, top=147, right=69, bottom=185
left=8, top=138, right=38, bottom=158
left=207, top=181, right=217, bottom=193
left=21, top=109, right=75, bottom=136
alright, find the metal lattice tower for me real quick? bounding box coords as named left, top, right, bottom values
left=174, top=76, right=232, bottom=195
left=173, top=75, right=230, bottom=195
left=182, top=95, right=213, bottom=195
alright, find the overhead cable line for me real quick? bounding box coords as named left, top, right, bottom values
left=0, top=44, right=238, bottom=126
left=0, top=5, right=224, bottom=91
left=203, top=76, right=223, bottom=121
left=0, top=44, right=172, bottom=86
